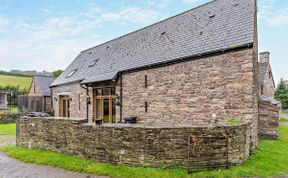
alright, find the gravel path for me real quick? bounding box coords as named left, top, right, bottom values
left=0, top=131, right=107, bottom=178
left=0, top=152, right=107, bottom=178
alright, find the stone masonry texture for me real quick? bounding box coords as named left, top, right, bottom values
left=121, top=48, right=259, bottom=151
left=51, top=48, right=259, bottom=152
left=258, top=100, right=280, bottom=140
left=17, top=117, right=252, bottom=169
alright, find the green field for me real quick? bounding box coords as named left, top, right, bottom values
left=0, top=123, right=16, bottom=136
left=0, top=75, right=32, bottom=91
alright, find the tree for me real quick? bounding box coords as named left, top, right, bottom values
left=275, top=78, right=288, bottom=109
left=52, top=70, right=63, bottom=78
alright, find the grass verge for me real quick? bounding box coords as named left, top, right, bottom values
left=0, top=123, right=16, bottom=136
left=280, top=118, right=288, bottom=123
left=0, top=126, right=288, bottom=178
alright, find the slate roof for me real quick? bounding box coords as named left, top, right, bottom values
left=258, top=63, right=268, bottom=85
left=35, top=76, right=55, bottom=96
left=51, top=0, right=256, bottom=87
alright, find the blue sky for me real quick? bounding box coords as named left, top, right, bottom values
left=0, top=0, right=287, bottom=83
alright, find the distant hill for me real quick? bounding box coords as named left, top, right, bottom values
left=0, top=75, right=32, bottom=91
left=0, top=70, right=52, bottom=77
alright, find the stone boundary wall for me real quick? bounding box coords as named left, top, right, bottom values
left=259, top=99, right=280, bottom=140
left=0, top=113, right=20, bottom=124
left=17, top=117, right=252, bottom=168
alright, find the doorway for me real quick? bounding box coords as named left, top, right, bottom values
left=93, top=87, right=116, bottom=123
left=59, top=96, right=70, bottom=117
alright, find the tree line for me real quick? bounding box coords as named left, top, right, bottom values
left=275, top=79, right=288, bottom=110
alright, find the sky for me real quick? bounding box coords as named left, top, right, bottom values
left=0, top=0, right=287, bottom=83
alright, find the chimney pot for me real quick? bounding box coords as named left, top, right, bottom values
left=260, top=51, right=270, bottom=63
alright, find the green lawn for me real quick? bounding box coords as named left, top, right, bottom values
left=0, top=74, right=32, bottom=91
left=280, top=118, right=288, bottom=123
left=1, top=125, right=288, bottom=177
left=0, top=123, right=16, bottom=136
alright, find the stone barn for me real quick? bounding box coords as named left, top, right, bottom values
left=50, top=0, right=259, bottom=149
left=258, top=52, right=281, bottom=139
left=28, top=75, right=55, bottom=113
left=16, top=0, right=279, bottom=170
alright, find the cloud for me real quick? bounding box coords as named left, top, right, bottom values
left=0, top=3, right=165, bottom=71
left=266, top=14, right=288, bottom=26
left=259, top=1, right=288, bottom=27
left=258, top=0, right=276, bottom=20
left=182, top=0, right=199, bottom=4
left=147, top=0, right=174, bottom=8
left=0, top=16, right=9, bottom=26
left=0, top=15, right=101, bottom=71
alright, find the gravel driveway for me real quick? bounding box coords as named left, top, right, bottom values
left=0, top=129, right=107, bottom=178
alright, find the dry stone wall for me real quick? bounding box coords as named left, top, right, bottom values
left=17, top=117, right=252, bottom=168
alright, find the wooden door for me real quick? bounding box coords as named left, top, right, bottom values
left=60, top=97, right=70, bottom=117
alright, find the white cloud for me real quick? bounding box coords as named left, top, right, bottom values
left=0, top=15, right=101, bottom=71
left=258, top=0, right=276, bottom=20
left=0, top=16, right=9, bottom=26
left=0, top=4, right=165, bottom=71
left=259, top=1, right=288, bottom=27
left=266, top=14, right=288, bottom=26
left=182, top=0, right=199, bottom=4
left=147, top=0, right=174, bottom=8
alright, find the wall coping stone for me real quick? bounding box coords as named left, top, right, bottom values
left=83, top=120, right=252, bottom=129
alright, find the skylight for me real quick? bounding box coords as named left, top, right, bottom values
left=89, top=59, right=99, bottom=67
left=66, top=69, right=77, bottom=78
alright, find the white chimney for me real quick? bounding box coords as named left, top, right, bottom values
left=260, top=51, right=270, bottom=63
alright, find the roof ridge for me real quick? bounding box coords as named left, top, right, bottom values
left=35, top=75, right=55, bottom=78
left=81, top=0, right=220, bottom=53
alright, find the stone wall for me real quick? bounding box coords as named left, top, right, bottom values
left=17, top=117, right=252, bottom=168
left=122, top=48, right=258, bottom=151
left=262, top=65, right=275, bottom=98
left=51, top=83, right=92, bottom=121
left=258, top=98, right=280, bottom=140
left=0, top=113, right=20, bottom=124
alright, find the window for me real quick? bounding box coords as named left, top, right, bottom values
left=95, top=88, right=115, bottom=96
left=66, top=69, right=77, bottom=78
left=89, top=59, right=99, bottom=67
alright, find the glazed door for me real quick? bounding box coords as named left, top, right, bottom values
left=94, top=88, right=116, bottom=123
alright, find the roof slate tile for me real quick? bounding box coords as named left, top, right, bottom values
left=51, top=0, right=256, bottom=87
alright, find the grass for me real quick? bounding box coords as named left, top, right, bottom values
left=280, top=118, right=288, bottom=123
left=0, top=123, right=16, bottom=136
left=1, top=125, right=288, bottom=177
left=8, top=105, right=19, bottom=114
left=0, top=74, right=32, bottom=91
left=225, top=119, right=241, bottom=123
